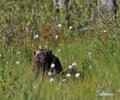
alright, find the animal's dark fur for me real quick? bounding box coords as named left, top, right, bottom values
left=33, top=49, right=63, bottom=77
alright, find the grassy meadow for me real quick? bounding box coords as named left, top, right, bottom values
left=0, top=0, right=120, bottom=100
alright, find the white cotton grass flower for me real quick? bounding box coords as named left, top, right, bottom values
left=48, top=72, right=52, bottom=76
left=99, top=91, right=113, bottom=96
left=18, top=51, right=21, bottom=55
left=51, top=63, right=55, bottom=68
left=16, top=61, right=20, bottom=64
left=113, top=52, right=115, bottom=56
left=57, top=49, right=60, bottom=52
left=68, top=65, right=73, bottom=69
left=55, top=35, right=58, bottom=39
left=103, top=30, right=106, bottom=33
left=89, top=65, right=92, bottom=69
left=62, top=79, right=66, bottom=82
left=58, top=24, right=62, bottom=28
left=72, top=62, right=77, bottom=66
left=75, top=73, right=80, bottom=78
left=49, top=78, right=54, bottom=83
left=69, top=26, right=73, bottom=30
left=88, top=52, right=91, bottom=57
left=113, top=34, right=116, bottom=38
left=35, top=34, right=39, bottom=39
left=39, top=45, right=42, bottom=49
left=66, top=73, right=71, bottom=77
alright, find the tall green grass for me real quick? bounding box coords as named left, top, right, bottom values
left=0, top=0, right=120, bottom=100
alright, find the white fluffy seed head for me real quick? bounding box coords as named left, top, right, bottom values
left=89, top=65, right=92, bottom=69
left=51, top=63, right=55, bottom=68
left=35, top=34, right=39, bottom=39
left=57, top=49, right=60, bottom=52
left=62, top=79, right=66, bottom=82
left=88, top=52, right=91, bottom=57
left=113, top=53, right=115, bottom=56
left=49, top=78, right=54, bottom=83
left=69, top=26, right=72, bottom=30
left=55, top=35, right=58, bottom=39
left=18, top=51, right=21, bottom=54
left=75, top=73, right=80, bottom=78
left=68, top=65, right=73, bottom=69
left=66, top=73, right=71, bottom=77
left=39, top=45, right=42, bottom=49
left=48, top=72, right=52, bottom=76
left=16, top=61, right=20, bottom=64
left=72, top=62, right=77, bottom=66
left=103, top=30, right=106, bottom=33
left=113, top=34, right=116, bottom=38
left=58, top=24, right=62, bottom=27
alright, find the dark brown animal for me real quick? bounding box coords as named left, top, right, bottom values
left=33, top=49, right=63, bottom=77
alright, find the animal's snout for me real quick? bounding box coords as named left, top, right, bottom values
left=37, top=53, right=48, bottom=62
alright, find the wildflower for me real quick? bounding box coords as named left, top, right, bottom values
left=57, top=49, right=60, bottom=52
left=99, top=91, right=113, bottom=96
left=103, top=30, right=106, bottom=33
left=72, top=62, right=77, bottom=66
left=0, top=54, right=2, bottom=58
left=66, top=73, right=71, bottom=77
left=88, top=52, right=91, bottom=57
left=39, top=45, right=42, bottom=49
left=69, top=26, right=73, bottom=30
left=113, top=53, right=115, bottom=56
left=36, top=35, right=39, bottom=38
left=89, top=65, right=92, bottom=69
left=68, top=65, right=73, bottom=69
left=48, top=72, right=52, bottom=76
left=35, top=34, right=39, bottom=39
left=62, top=79, right=66, bottom=82
left=18, top=51, right=21, bottom=54
left=58, top=24, right=61, bottom=27
left=75, top=73, right=80, bottom=78
left=49, top=78, right=54, bottom=83
left=51, top=63, right=55, bottom=68
left=113, top=34, right=116, bottom=38
left=55, top=35, right=58, bottom=39
left=16, top=61, right=20, bottom=64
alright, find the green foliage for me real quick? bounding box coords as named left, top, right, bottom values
left=0, top=0, right=120, bottom=100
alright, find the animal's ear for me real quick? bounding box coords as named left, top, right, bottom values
left=33, top=51, right=36, bottom=56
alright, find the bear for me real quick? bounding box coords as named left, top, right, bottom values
left=33, top=49, right=63, bottom=77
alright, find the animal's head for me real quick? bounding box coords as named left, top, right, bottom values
left=34, top=49, right=52, bottom=63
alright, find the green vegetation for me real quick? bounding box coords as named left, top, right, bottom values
left=0, top=0, right=120, bottom=100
